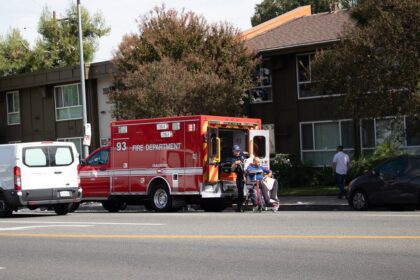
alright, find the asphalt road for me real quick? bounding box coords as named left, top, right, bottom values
left=1, top=210, right=420, bottom=280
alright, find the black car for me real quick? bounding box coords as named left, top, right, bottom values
left=348, top=155, right=420, bottom=210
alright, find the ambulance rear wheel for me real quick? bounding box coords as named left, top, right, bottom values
left=102, top=201, right=126, bottom=213
left=200, top=199, right=226, bottom=212
left=151, top=185, right=172, bottom=212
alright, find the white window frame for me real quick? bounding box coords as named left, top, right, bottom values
left=296, top=52, right=342, bottom=100
left=250, top=58, right=273, bottom=104
left=57, top=137, right=83, bottom=159
left=6, top=91, right=20, bottom=125
left=360, top=116, right=420, bottom=153
left=54, top=83, right=83, bottom=121
left=300, top=119, right=354, bottom=166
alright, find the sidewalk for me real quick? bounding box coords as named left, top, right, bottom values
left=279, top=196, right=350, bottom=211
left=77, top=196, right=351, bottom=212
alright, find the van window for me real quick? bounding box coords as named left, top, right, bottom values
left=23, top=146, right=74, bottom=167
left=24, top=148, right=48, bottom=167
left=53, top=147, right=73, bottom=166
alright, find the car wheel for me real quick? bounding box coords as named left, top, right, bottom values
left=350, top=190, right=369, bottom=211
left=150, top=185, right=172, bottom=212
left=0, top=195, right=13, bottom=218
left=54, top=203, right=71, bottom=215
left=102, top=201, right=126, bottom=213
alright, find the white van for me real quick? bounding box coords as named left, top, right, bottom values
left=0, top=142, right=82, bottom=217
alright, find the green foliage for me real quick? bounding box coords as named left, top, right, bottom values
left=0, top=3, right=109, bottom=76
left=31, top=3, right=110, bottom=70
left=347, top=141, right=406, bottom=180
left=0, top=29, right=32, bottom=76
left=111, top=6, right=258, bottom=119
left=312, top=0, right=420, bottom=120
left=251, top=0, right=358, bottom=26
left=271, top=154, right=315, bottom=187
left=272, top=140, right=407, bottom=188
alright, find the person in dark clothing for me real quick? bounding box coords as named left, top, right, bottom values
left=230, top=145, right=245, bottom=212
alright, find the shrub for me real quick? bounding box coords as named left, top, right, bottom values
left=271, top=154, right=314, bottom=187
left=347, top=140, right=406, bottom=181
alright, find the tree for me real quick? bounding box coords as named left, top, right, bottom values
left=31, top=3, right=110, bottom=70
left=0, top=29, right=32, bottom=76
left=251, top=0, right=358, bottom=26
left=110, top=6, right=258, bottom=119
left=312, top=0, right=420, bottom=155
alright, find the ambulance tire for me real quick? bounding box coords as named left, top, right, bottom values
left=0, top=195, right=13, bottom=218
left=54, top=203, right=71, bottom=216
left=200, top=199, right=226, bottom=212
left=150, top=185, right=172, bottom=212
left=102, top=201, right=126, bottom=213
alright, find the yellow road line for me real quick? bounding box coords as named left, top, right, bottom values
left=1, top=233, right=420, bottom=239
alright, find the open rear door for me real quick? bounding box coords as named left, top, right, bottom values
left=249, top=130, right=270, bottom=168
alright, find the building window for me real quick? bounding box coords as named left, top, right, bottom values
left=300, top=120, right=354, bottom=166
left=297, top=53, right=323, bottom=99
left=54, top=84, right=82, bottom=121
left=6, top=91, right=20, bottom=125
left=57, top=137, right=83, bottom=159
left=250, top=59, right=272, bottom=103
left=361, top=117, right=420, bottom=154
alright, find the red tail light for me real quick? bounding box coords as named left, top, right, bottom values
left=14, top=166, right=22, bottom=191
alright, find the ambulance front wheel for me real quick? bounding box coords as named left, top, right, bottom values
left=150, top=185, right=172, bottom=212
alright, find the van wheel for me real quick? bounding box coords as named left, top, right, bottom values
left=69, top=202, right=80, bottom=212
left=150, top=185, right=172, bottom=212
left=0, top=195, right=13, bottom=218
left=350, top=190, right=369, bottom=211
left=54, top=203, right=71, bottom=216
left=102, top=201, right=126, bottom=213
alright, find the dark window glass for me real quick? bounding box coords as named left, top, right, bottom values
left=301, top=124, right=313, bottom=150
left=362, top=119, right=375, bottom=148
left=253, top=136, right=266, bottom=158
left=297, top=55, right=311, bottom=82
left=405, top=159, right=420, bottom=177
left=87, top=149, right=110, bottom=166
left=341, top=121, right=354, bottom=149
left=406, top=118, right=420, bottom=146
left=378, top=159, right=405, bottom=178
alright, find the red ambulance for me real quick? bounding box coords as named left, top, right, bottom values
left=79, top=115, right=269, bottom=212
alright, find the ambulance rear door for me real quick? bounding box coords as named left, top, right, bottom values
left=249, top=130, right=270, bottom=168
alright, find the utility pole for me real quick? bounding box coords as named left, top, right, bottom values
left=77, top=0, right=90, bottom=158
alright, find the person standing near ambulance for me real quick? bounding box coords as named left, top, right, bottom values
left=231, top=145, right=245, bottom=212
left=332, top=145, right=350, bottom=199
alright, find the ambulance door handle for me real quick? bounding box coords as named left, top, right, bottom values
left=54, top=171, right=62, bottom=174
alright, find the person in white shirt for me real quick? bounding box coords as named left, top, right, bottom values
left=332, top=145, right=350, bottom=199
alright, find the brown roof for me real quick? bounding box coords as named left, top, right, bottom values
left=245, top=10, right=353, bottom=52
